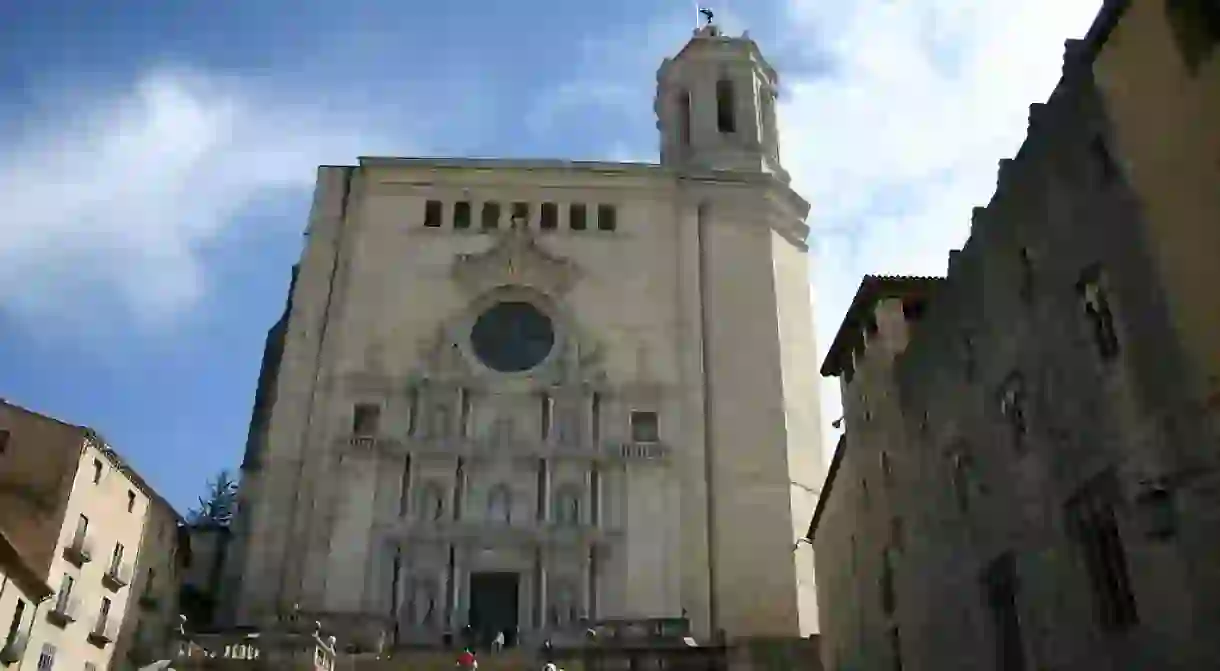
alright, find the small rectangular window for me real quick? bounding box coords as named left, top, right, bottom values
left=37, top=643, right=55, bottom=671
left=1090, top=137, right=1117, bottom=184
left=127, top=490, right=136, bottom=512
left=880, top=549, right=895, bottom=614
left=569, top=203, right=588, bottom=231
left=1166, top=0, right=1220, bottom=71
left=1078, top=268, right=1121, bottom=362
left=1067, top=473, right=1139, bottom=633
left=511, top=201, right=530, bottom=228
left=951, top=453, right=972, bottom=514
left=901, top=299, right=926, bottom=322
left=5, top=599, right=24, bottom=647
left=998, top=374, right=1028, bottom=450
left=423, top=200, right=443, bottom=227
left=97, top=596, right=112, bottom=631
left=59, top=574, right=75, bottom=602
left=481, top=202, right=501, bottom=230
left=596, top=204, right=617, bottom=231
left=0, top=429, right=9, bottom=454
left=889, top=627, right=904, bottom=671
left=983, top=553, right=1026, bottom=671
left=540, top=202, right=559, bottom=230
left=453, top=201, right=472, bottom=229
left=352, top=403, right=380, bottom=436
left=92, top=459, right=103, bottom=484
left=630, top=411, right=659, bottom=443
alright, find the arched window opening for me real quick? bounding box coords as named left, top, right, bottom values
left=678, top=90, right=692, bottom=146
left=549, top=581, right=578, bottom=627
left=406, top=579, right=438, bottom=626
left=418, top=483, right=445, bottom=523
left=716, top=79, right=736, bottom=133
left=554, top=488, right=582, bottom=526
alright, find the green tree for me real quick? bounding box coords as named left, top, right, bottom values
left=187, top=469, right=238, bottom=525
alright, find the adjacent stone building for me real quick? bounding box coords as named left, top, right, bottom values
left=0, top=400, right=185, bottom=671
left=808, top=2, right=1220, bottom=669
left=226, top=19, right=825, bottom=649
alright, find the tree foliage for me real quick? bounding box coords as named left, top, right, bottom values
left=187, top=469, right=238, bottom=526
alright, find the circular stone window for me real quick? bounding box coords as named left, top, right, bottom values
left=469, top=301, right=556, bottom=373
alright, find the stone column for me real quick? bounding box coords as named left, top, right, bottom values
left=445, top=545, right=458, bottom=629
left=539, top=459, right=552, bottom=524
left=589, top=466, right=602, bottom=528
left=454, top=458, right=466, bottom=522
left=535, top=550, right=548, bottom=629
left=587, top=546, right=600, bottom=620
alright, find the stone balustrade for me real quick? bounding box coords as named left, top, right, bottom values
left=336, top=434, right=672, bottom=465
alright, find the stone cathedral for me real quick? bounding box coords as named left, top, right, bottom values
left=224, top=20, right=825, bottom=648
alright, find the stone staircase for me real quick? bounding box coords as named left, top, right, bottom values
left=345, top=648, right=559, bottom=671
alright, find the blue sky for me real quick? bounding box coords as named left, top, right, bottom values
left=0, top=0, right=1101, bottom=514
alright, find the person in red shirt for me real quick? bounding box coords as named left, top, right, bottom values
left=457, top=647, right=478, bottom=670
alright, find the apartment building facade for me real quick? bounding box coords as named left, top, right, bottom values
left=0, top=401, right=184, bottom=671
left=1, top=530, right=54, bottom=669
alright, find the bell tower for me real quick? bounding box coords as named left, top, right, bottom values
left=655, top=20, right=786, bottom=180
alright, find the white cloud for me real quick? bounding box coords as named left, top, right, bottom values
left=533, top=0, right=1102, bottom=464
left=778, top=0, right=1102, bottom=458
left=0, top=68, right=387, bottom=331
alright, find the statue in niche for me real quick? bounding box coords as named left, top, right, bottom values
left=490, top=416, right=515, bottom=448
left=555, top=401, right=580, bottom=445
left=441, top=343, right=465, bottom=374
left=550, top=583, right=577, bottom=627
left=430, top=406, right=452, bottom=440
left=418, top=484, right=445, bottom=522
left=408, top=579, right=437, bottom=627
left=554, top=489, right=582, bottom=526
left=487, top=485, right=512, bottom=524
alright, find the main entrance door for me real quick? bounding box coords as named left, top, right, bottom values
left=468, top=572, right=519, bottom=647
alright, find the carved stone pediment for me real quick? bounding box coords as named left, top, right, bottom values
left=451, top=226, right=580, bottom=296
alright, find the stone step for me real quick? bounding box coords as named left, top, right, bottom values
left=348, top=648, right=562, bottom=671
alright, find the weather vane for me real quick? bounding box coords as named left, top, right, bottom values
left=698, top=6, right=715, bottom=25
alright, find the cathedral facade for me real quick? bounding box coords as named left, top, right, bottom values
left=225, top=22, right=824, bottom=647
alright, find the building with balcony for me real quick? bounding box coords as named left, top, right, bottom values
left=0, top=400, right=184, bottom=671
left=225, top=16, right=825, bottom=652
left=807, top=2, right=1220, bottom=669
left=0, top=529, right=54, bottom=669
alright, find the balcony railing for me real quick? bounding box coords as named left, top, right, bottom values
left=102, top=562, right=132, bottom=590
left=387, top=518, right=623, bottom=547
left=338, top=433, right=671, bottom=464
left=87, top=620, right=118, bottom=648
left=63, top=533, right=93, bottom=566
left=0, top=633, right=29, bottom=665
left=46, top=596, right=79, bottom=628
